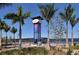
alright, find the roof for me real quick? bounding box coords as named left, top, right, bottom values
left=32, top=16, right=43, bottom=20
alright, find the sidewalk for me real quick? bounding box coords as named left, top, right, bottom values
left=0, top=47, right=19, bottom=52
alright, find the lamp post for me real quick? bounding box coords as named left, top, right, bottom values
left=32, top=16, right=43, bottom=46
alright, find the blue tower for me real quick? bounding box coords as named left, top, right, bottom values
left=32, top=16, right=43, bottom=45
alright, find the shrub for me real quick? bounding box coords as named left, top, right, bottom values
left=26, top=47, right=48, bottom=55
left=67, top=48, right=73, bottom=55
left=0, top=47, right=48, bottom=55
left=73, top=45, right=79, bottom=49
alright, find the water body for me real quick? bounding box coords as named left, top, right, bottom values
left=12, top=38, right=79, bottom=44
left=49, top=38, right=79, bottom=46
left=50, top=38, right=79, bottom=43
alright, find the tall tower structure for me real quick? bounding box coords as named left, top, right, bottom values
left=32, top=16, right=43, bottom=45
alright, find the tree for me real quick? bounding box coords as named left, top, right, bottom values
left=0, top=20, right=4, bottom=48
left=39, top=4, right=57, bottom=50
left=52, top=17, right=65, bottom=48
left=3, top=23, right=10, bottom=45
left=4, top=6, right=30, bottom=48
left=10, top=27, right=17, bottom=40
left=59, top=4, right=74, bottom=48
left=70, top=15, right=79, bottom=47
left=0, top=3, right=12, bottom=49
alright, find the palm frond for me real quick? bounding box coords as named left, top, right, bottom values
left=11, top=27, right=17, bottom=34
left=23, top=12, right=30, bottom=19
left=4, top=13, right=19, bottom=24
left=75, top=17, right=79, bottom=24
left=4, top=13, right=18, bottom=19
left=65, top=4, right=74, bottom=19
left=4, top=24, right=10, bottom=32
left=17, top=6, right=22, bottom=16
left=20, top=18, right=24, bottom=25
left=59, top=12, right=66, bottom=20
left=70, top=15, right=79, bottom=28
left=39, top=4, right=57, bottom=23
left=60, top=4, right=74, bottom=23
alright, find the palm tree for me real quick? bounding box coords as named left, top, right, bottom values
left=0, top=20, right=7, bottom=48
left=0, top=19, right=4, bottom=48
left=70, top=15, right=79, bottom=47
left=39, top=4, right=57, bottom=50
left=59, top=4, right=74, bottom=48
left=4, top=6, right=30, bottom=48
left=3, top=23, right=10, bottom=45
left=0, top=3, right=12, bottom=49
left=0, top=20, right=2, bottom=37
left=0, top=3, right=12, bottom=38
left=10, top=27, right=17, bottom=40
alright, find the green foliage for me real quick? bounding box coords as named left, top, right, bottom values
left=4, top=24, right=10, bottom=32
left=4, top=6, right=30, bottom=25
left=70, top=15, right=79, bottom=28
left=67, top=48, right=73, bottom=55
left=73, top=45, right=79, bottom=49
left=26, top=47, right=48, bottom=55
left=59, top=4, right=74, bottom=23
left=39, top=4, right=57, bottom=22
left=0, top=20, right=5, bottom=30
left=10, top=27, right=17, bottom=34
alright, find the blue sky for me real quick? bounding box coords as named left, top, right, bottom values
left=1, top=3, right=79, bottom=39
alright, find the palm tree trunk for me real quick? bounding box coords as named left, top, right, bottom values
left=1, top=29, right=3, bottom=48
left=14, top=33, right=15, bottom=40
left=58, top=38, right=60, bottom=48
left=0, top=30, right=2, bottom=49
left=1, top=29, right=2, bottom=39
left=46, top=21, right=50, bottom=50
left=19, top=23, right=22, bottom=48
left=71, top=28, right=74, bottom=47
left=66, top=22, right=69, bottom=48
left=14, top=33, right=16, bottom=47
left=6, top=32, right=7, bottom=45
